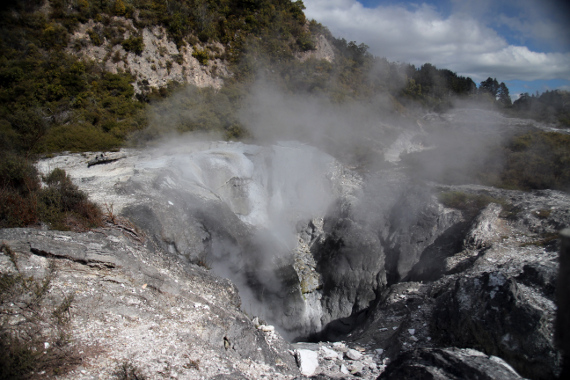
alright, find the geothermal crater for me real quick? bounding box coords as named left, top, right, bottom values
left=34, top=112, right=569, bottom=378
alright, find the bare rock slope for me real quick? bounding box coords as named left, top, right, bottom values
left=0, top=227, right=298, bottom=379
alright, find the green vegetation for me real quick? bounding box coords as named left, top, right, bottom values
left=438, top=191, right=510, bottom=218
left=0, top=243, right=79, bottom=379
left=0, top=156, right=103, bottom=230
left=499, top=131, right=570, bottom=191
left=192, top=47, right=209, bottom=65
left=478, top=77, right=511, bottom=108
left=512, top=90, right=570, bottom=128
left=121, top=35, right=145, bottom=54
left=0, top=0, right=568, bottom=234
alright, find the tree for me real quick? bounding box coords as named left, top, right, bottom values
left=497, top=82, right=512, bottom=107
left=479, top=77, right=499, bottom=97
left=113, top=0, right=125, bottom=16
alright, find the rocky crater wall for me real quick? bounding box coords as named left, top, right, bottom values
left=33, top=128, right=570, bottom=378
left=35, top=139, right=491, bottom=342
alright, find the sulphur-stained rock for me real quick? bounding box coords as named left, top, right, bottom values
left=378, top=347, right=524, bottom=380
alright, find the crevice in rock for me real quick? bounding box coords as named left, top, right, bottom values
left=30, top=247, right=116, bottom=269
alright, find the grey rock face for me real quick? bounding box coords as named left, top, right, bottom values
left=312, top=214, right=386, bottom=337
left=37, top=141, right=348, bottom=339
left=382, top=184, right=464, bottom=284
left=0, top=227, right=298, bottom=379
left=378, top=347, right=524, bottom=380
left=307, top=171, right=466, bottom=340
left=340, top=184, right=570, bottom=380
left=431, top=271, right=560, bottom=380
left=34, top=142, right=496, bottom=342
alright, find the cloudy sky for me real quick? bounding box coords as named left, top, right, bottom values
left=302, top=0, right=570, bottom=99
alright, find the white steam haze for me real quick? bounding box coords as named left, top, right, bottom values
left=135, top=67, right=526, bottom=338
left=139, top=135, right=340, bottom=337
left=303, top=0, right=570, bottom=94
left=237, top=79, right=414, bottom=166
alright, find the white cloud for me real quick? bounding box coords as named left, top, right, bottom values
left=303, top=0, right=570, bottom=82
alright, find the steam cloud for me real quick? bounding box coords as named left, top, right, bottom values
left=136, top=74, right=520, bottom=339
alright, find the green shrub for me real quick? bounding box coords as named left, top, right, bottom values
left=40, top=124, right=122, bottom=153
left=121, top=36, right=144, bottom=55
left=0, top=244, right=80, bottom=379
left=87, top=29, right=103, bottom=46
left=38, top=168, right=103, bottom=231
left=0, top=155, right=40, bottom=228
left=499, top=131, right=570, bottom=191
left=0, top=156, right=103, bottom=230
left=113, top=0, right=127, bottom=16
left=192, top=48, right=209, bottom=65
left=438, top=191, right=508, bottom=218
left=296, top=32, right=315, bottom=51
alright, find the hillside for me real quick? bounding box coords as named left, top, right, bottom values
left=0, top=0, right=513, bottom=154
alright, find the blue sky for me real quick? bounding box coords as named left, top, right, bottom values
left=303, top=0, right=570, bottom=99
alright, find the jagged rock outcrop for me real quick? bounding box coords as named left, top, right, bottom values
left=431, top=271, right=559, bottom=380
left=312, top=213, right=386, bottom=339
left=343, top=184, right=570, bottom=380
left=296, top=34, right=335, bottom=63
left=378, top=347, right=524, bottom=380
left=382, top=184, right=463, bottom=284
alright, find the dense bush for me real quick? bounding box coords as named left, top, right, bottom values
left=0, top=156, right=103, bottom=230
left=0, top=155, right=41, bottom=228
left=38, top=168, right=103, bottom=231
left=500, top=131, right=570, bottom=191
left=192, top=47, right=209, bottom=65
left=121, top=35, right=145, bottom=54
left=438, top=191, right=508, bottom=218
left=0, top=3, right=145, bottom=155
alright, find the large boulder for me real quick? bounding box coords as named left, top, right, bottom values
left=431, top=271, right=560, bottom=380
left=311, top=212, right=386, bottom=340
left=378, top=347, right=524, bottom=380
